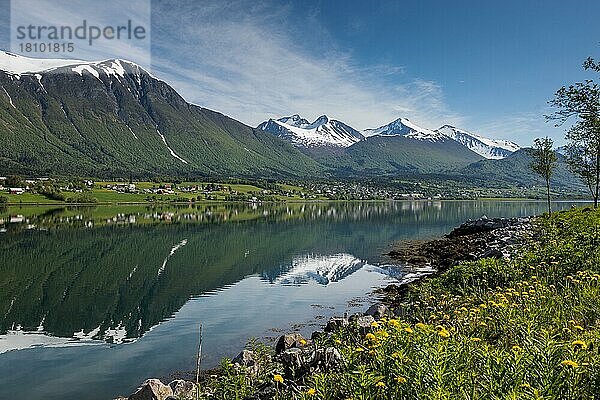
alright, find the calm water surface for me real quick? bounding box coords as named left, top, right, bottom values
left=0, top=200, right=585, bottom=399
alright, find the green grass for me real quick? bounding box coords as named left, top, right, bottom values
left=4, top=192, right=64, bottom=204
left=195, top=207, right=600, bottom=399
left=2, top=180, right=325, bottom=205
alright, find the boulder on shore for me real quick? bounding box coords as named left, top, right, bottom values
left=275, top=333, right=309, bottom=354
left=128, top=379, right=173, bottom=400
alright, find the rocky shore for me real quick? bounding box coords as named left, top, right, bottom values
left=116, top=215, right=535, bottom=400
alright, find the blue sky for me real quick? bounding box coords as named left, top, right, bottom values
left=2, top=0, right=599, bottom=145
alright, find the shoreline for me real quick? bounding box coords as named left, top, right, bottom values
left=117, top=214, right=537, bottom=400
left=2, top=198, right=591, bottom=207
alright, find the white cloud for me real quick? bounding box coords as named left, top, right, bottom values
left=8, top=0, right=465, bottom=132
left=149, top=0, right=463, bottom=131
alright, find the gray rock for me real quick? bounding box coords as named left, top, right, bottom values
left=128, top=379, right=173, bottom=400
left=233, top=349, right=256, bottom=367
left=312, top=347, right=343, bottom=370
left=168, top=380, right=197, bottom=399
left=365, top=303, right=389, bottom=319
left=275, top=333, right=307, bottom=354
left=480, top=248, right=503, bottom=259
left=232, top=349, right=262, bottom=374
left=280, top=347, right=305, bottom=376
left=356, top=315, right=375, bottom=333
left=324, top=316, right=349, bottom=332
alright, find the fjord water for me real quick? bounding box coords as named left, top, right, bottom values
left=0, top=201, right=583, bottom=399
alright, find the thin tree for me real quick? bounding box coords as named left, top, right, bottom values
left=547, top=57, right=600, bottom=207
left=564, top=118, right=600, bottom=206
left=531, top=137, right=557, bottom=214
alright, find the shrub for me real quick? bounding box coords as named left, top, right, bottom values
left=66, top=193, right=98, bottom=203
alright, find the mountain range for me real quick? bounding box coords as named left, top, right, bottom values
left=0, top=51, right=579, bottom=189
left=259, top=114, right=521, bottom=161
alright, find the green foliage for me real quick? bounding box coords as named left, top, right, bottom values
left=548, top=57, right=600, bottom=206
left=66, top=193, right=98, bottom=203
left=200, top=339, right=279, bottom=399
left=5, top=175, right=23, bottom=187
left=0, top=195, right=7, bottom=204
left=531, top=137, right=558, bottom=213
left=563, top=119, right=600, bottom=205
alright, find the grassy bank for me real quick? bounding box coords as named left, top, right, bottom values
left=196, top=207, right=600, bottom=399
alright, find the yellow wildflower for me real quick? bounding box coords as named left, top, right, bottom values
left=365, top=333, right=377, bottom=342
left=273, top=374, right=284, bottom=383
left=307, top=388, right=316, bottom=396
left=404, top=327, right=414, bottom=334
left=387, top=319, right=400, bottom=327
left=375, top=330, right=389, bottom=338
left=437, top=326, right=450, bottom=338
left=415, top=322, right=426, bottom=330
left=561, top=360, right=579, bottom=368
left=396, top=376, right=407, bottom=384
left=470, top=337, right=482, bottom=342
left=375, top=381, right=386, bottom=388
left=572, top=340, right=587, bottom=350
left=371, top=321, right=380, bottom=328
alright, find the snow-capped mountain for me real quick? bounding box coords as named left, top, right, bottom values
left=0, top=50, right=149, bottom=80
left=362, top=118, right=449, bottom=143
left=258, top=114, right=364, bottom=148
left=268, top=253, right=367, bottom=285
left=436, top=125, right=521, bottom=159
left=361, top=117, right=520, bottom=159
left=0, top=50, right=322, bottom=177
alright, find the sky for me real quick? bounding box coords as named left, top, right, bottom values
left=1, top=0, right=599, bottom=146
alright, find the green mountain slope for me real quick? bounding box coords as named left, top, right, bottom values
left=456, top=148, right=582, bottom=189
left=313, top=135, right=484, bottom=176
left=0, top=60, right=322, bottom=178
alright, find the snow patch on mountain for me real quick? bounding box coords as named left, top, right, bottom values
left=436, top=125, right=520, bottom=159
left=362, top=118, right=448, bottom=143
left=1, top=86, right=15, bottom=108
left=258, top=114, right=364, bottom=148
left=156, top=130, right=188, bottom=164
left=72, top=64, right=100, bottom=80
left=0, top=50, right=150, bottom=80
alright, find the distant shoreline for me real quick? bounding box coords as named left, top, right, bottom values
left=2, top=198, right=591, bottom=207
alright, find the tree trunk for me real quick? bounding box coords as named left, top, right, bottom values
left=596, top=136, right=600, bottom=208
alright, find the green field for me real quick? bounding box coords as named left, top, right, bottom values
left=1, top=181, right=315, bottom=205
